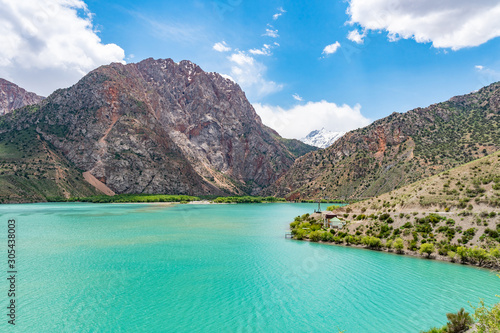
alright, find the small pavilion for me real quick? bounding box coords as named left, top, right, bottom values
left=321, top=211, right=344, bottom=229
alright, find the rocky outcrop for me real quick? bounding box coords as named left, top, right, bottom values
left=1, top=58, right=306, bottom=196
left=0, top=79, right=44, bottom=115
left=268, top=82, right=500, bottom=200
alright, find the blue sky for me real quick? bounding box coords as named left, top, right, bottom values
left=1, top=0, right=500, bottom=138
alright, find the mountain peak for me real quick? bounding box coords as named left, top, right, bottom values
left=0, top=58, right=309, bottom=199
left=301, top=128, right=346, bottom=148
left=270, top=80, right=500, bottom=200
left=0, top=78, right=44, bottom=115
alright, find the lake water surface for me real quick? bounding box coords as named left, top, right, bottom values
left=1, top=202, right=499, bottom=332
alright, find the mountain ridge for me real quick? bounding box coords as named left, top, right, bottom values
left=0, top=78, right=44, bottom=116
left=0, top=58, right=313, bottom=201
left=268, top=82, right=500, bottom=200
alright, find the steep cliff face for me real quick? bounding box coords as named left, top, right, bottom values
left=0, top=79, right=44, bottom=115
left=1, top=58, right=303, bottom=196
left=268, top=82, right=500, bottom=200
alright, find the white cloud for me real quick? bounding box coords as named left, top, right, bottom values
left=263, top=28, right=279, bottom=38
left=253, top=101, right=370, bottom=139
left=474, top=65, right=500, bottom=87
left=347, top=29, right=366, bottom=44
left=249, top=43, right=276, bottom=56
left=292, top=94, right=303, bottom=101
left=347, top=0, right=500, bottom=50
left=249, top=48, right=270, bottom=56
left=0, top=0, right=125, bottom=96
left=322, top=41, right=341, bottom=55
left=227, top=51, right=283, bottom=101
left=273, top=7, right=286, bottom=20
left=213, top=41, right=231, bottom=52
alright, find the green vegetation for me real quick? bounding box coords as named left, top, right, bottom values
left=56, top=193, right=200, bottom=203
left=0, top=127, right=101, bottom=203
left=419, top=243, right=435, bottom=257
left=288, top=200, right=350, bottom=206
left=422, top=288, right=500, bottom=333
left=50, top=194, right=288, bottom=204
left=212, top=196, right=286, bottom=203
left=471, top=298, right=500, bottom=332
left=290, top=210, right=500, bottom=268
left=274, top=136, right=318, bottom=158
left=305, top=151, right=500, bottom=268
left=421, top=308, right=473, bottom=333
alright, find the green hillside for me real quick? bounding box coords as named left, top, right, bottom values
left=0, top=127, right=102, bottom=203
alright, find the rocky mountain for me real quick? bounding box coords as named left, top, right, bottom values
left=0, top=78, right=44, bottom=115
left=268, top=82, right=500, bottom=200
left=0, top=58, right=312, bottom=201
left=0, top=127, right=102, bottom=203
left=300, top=128, right=346, bottom=148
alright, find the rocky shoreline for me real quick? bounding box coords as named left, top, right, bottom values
left=291, top=237, right=500, bottom=271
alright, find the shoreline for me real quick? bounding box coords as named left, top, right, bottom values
left=0, top=200, right=332, bottom=205
left=291, top=238, right=500, bottom=271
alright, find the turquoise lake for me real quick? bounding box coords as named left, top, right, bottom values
left=1, top=202, right=499, bottom=332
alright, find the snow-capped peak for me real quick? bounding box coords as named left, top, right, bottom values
left=300, top=128, right=346, bottom=148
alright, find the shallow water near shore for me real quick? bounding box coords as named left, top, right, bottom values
left=1, top=202, right=499, bottom=332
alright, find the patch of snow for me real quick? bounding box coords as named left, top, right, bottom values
left=300, top=128, right=346, bottom=148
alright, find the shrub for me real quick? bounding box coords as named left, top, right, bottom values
left=298, top=222, right=311, bottom=230
left=294, top=229, right=307, bottom=240
left=309, top=230, right=323, bottom=242
left=448, top=251, right=458, bottom=262
left=344, top=235, right=356, bottom=245
left=468, top=246, right=490, bottom=265
left=472, top=300, right=500, bottom=332
left=490, top=247, right=500, bottom=259
left=361, top=236, right=382, bottom=248
left=484, top=228, right=499, bottom=239
left=379, top=213, right=391, bottom=221
left=333, top=236, right=342, bottom=243
left=394, top=238, right=404, bottom=253
left=456, top=246, right=468, bottom=262
left=310, top=224, right=322, bottom=231
left=402, top=222, right=413, bottom=229
left=446, top=308, right=473, bottom=333
left=419, top=243, right=435, bottom=257
left=409, top=240, right=418, bottom=251
left=421, top=326, right=447, bottom=333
